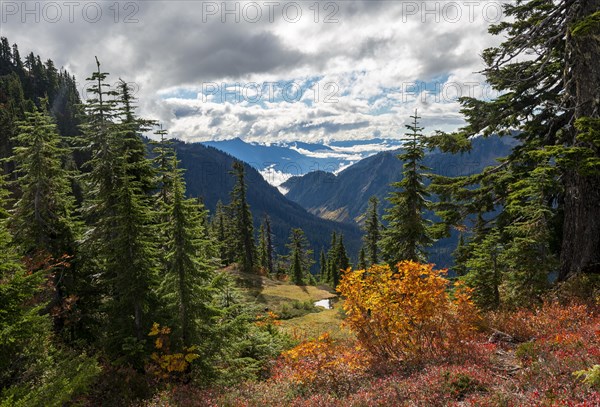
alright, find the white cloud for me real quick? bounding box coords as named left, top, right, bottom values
left=2, top=0, right=505, bottom=143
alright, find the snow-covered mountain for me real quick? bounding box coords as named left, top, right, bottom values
left=201, top=137, right=404, bottom=189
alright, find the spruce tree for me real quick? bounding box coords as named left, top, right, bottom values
left=464, top=231, right=503, bottom=310
left=381, top=111, right=433, bottom=265
left=324, top=232, right=337, bottom=284
left=257, top=220, right=268, bottom=274
left=332, top=235, right=350, bottom=288
left=9, top=101, right=77, bottom=254
left=160, top=153, right=217, bottom=348
left=9, top=101, right=79, bottom=331
left=0, top=173, right=99, bottom=405
left=0, top=172, right=48, bottom=394
left=286, top=228, right=314, bottom=285
left=212, top=200, right=232, bottom=266
left=114, top=79, right=155, bottom=192
left=428, top=1, right=600, bottom=280
left=230, top=161, right=255, bottom=273
left=362, top=196, right=381, bottom=266
left=319, top=248, right=327, bottom=282
left=499, top=159, right=557, bottom=306
left=79, top=60, right=157, bottom=364
left=264, top=215, right=274, bottom=275
left=358, top=247, right=367, bottom=270
left=452, top=234, right=469, bottom=277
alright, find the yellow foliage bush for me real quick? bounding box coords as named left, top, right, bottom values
left=337, top=261, right=480, bottom=363
left=147, top=323, right=199, bottom=380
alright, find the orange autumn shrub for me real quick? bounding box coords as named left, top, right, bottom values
left=337, top=261, right=480, bottom=364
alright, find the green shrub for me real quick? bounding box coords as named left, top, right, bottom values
left=574, top=365, right=600, bottom=389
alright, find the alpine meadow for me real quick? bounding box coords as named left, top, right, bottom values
left=2, top=0, right=600, bottom=405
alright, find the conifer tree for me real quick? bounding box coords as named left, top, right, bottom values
left=212, top=200, right=233, bottom=266
left=230, top=161, right=255, bottom=273
left=10, top=101, right=79, bottom=331
left=257, top=220, right=268, bottom=273
left=358, top=247, right=367, bottom=270
left=0, top=172, right=48, bottom=393
left=498, top=158, right=557, bottom=306
left=452, top=234, right=469, bottom=277
left=464, top=231, right=503, bottom=310
left=114, top=79, right=155, bottom=192
left=105, top=162, right=157, bottom=352
left=160, top=153, right=217, bottom=348
left=286, top=228, right=314, bottom=285
left=428, top=1, right=600, bottom=280
left=79, top=60, right=157, bottom=364
left=332, top=235, right=350, bottom=288
left=324, top=232, right=337, bottom=284
left=0, top=173, right=99, bottom=405
left=319, top=248, right=327, bottom=282
left=381, top=111, right=433, bottom=265
left=363, top=196, right=381, bottom=266
left=264, top=215, right=274, bottom=275
left=10, top=101, right=77, bottom=254
left=151, top=124, right=175, bottom=210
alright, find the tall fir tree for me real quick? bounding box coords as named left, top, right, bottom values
left=464, top=231, right=503, bottom=310
left=0, top=171, right=49, bottom=396
left=286, top=228, right=314, bottom=285
left=264, top=215, right=274, bottom=276
left=9, top=101, right=79, bottom=332
left=334, top=235, right=350, bottom=288
left=319, top=248, right=327, bottom=282
left=428, top=1, right=600, bottom=281
left=79, top=59, right=157, bottom=364
left=9, top=101, right=77, bottom=255
left=362, top=196, right=381, bottom=266
left=328, top=234, right=349, bottom=288
left=0, top=172, right=99, bottom=405
left=357, top=247, right=367, bottom=270
left=381, top=111, right=433, bottom=265
left=229, top=161, right=255, bottom=273
left=257, top=220, right=268, bottom=274
left=211, top=200, right=234, bottom=266
left=324, top=232, right=337, bottom=284
left=159, top=153, right=217, bottom=349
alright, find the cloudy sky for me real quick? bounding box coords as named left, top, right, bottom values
left=1, top=0, right=507, bottom=143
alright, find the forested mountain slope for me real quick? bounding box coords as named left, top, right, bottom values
left=283, top=135, right=518, bottom=224
left=170, top=141, right=362, bottom=257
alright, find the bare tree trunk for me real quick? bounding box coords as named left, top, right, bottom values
left=560, top=0, right=600, bottom=280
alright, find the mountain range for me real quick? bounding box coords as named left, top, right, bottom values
left=282, top=135, right=518, bottom=223
left=168, top=141, right=363, bottom=261
left=196, top=135, right=518, bottom=268
left=201, top=137, right=405, bottom=189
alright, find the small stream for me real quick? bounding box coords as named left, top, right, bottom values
left=314, top=298, right=334, bottom=309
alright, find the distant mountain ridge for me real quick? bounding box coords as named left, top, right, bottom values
left=282, top=135, right=517, bottom=224
left=167, top=141, right=363, bottom=260
left=281, top=135, right=518, bottom=267
left=201, top=137, right=404, bottom=180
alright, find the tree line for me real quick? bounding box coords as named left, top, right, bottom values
left=354, top=0, right=600, bottom=311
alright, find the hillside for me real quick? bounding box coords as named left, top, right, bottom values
left=283, top=135, right=518, bottom=224
left=201, top=137, right=404, bottom=177
left=170, top=141, right=363, bottom=258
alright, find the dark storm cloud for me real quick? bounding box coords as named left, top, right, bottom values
left=1, top=1, right=306, bottom=88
